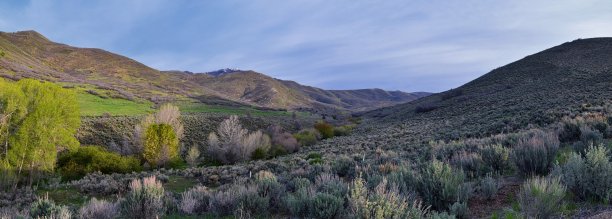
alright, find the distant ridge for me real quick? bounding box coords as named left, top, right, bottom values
left=0, top=30, right=429, bottom=112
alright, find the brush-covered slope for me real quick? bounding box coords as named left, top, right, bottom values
left=0, top=30, right=211, bottom=101
left=360, top=37, right=612, bottom=140
left=0, top=30, right=425, bottom=112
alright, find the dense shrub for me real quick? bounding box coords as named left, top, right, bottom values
left=517, top=177, right=566, bottom=218
left=284, top=174, right=346, bottom=218
left=314, top=122, right=334, bottom=139
left=121, top=176, right=166, bottom=219
left=294, top=129, right=320, bottom=146
left=331, top=155, right=355, bottom=177
left=479, top=144, right=511, bottom=174
left=134, top=104, right=183, bottom=158
left=559, top=122, right=580, bottom=143
left=579, top=126, right=603, bottom=149
left=209, top=188, right=239, bottom=216
left=333, top=125, right=354, bottom=136
left=311, top=192, right=344, bottom=219
left=57, top=146, right=141, bottom=181
left=450, top=151, right=484, bottom=178
left=268, top=125, right=299, bottom=153
left=30, top=196, right=72, bottom=219
left=208, top=115, right=271, bottom=164
left=416, top=160, right=469, bottom=211
left=511, top=130, right=559, bottom=176
left=285, top=186, right=314, bottom=217
left=254, top=171, right=285, bottom=212
left=143, top=124, right=179, bottom=167
left=554, top=145, right=612, bottom=202
left=479, top=174, right=498, bottom=200
left=348, top=177, right=429, bottom=219
left=180, top=186, right=211, bottom=215
left=78, top=198, right=119, bottom=219
left=315, top=173, right=348, bottom=197
left=449, top=201, right=468, bottom=219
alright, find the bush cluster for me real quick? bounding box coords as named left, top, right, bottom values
left=415, top=160, right=470, bottom=211
left=517, top=176, right=566, bottom=218
left=511, top=130, right=559, bottom=176
left=57, top=145, right=141, bottom=181
left=121, top=176, right=166, bottom=219
left=554, top=145, right=612, bottom=202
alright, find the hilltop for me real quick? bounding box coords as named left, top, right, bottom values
left=0, top=30, right=427, bottom=113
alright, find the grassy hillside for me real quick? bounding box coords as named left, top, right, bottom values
left=0, top=31, right=425, bottom=113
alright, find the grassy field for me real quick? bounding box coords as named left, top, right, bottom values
left=77, top=92, right=154, bottom=116
left=178, top=102, right=310, bottom=117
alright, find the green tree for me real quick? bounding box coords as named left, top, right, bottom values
left=143, top=124, right=178, bottom=167
left=0, top=78, right=80, bottom=185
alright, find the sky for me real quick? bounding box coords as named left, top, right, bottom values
left=1, top=1, right=612, bottom=92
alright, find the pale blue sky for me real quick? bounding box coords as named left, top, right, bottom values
left=1, top=0, right=612, bottom=92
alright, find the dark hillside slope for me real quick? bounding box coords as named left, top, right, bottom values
left=362, top=38, right=612, bottom=141
left=303, top=37, right=612, bottom=158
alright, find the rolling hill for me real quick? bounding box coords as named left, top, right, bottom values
left=0, top=30, right=428, bottom=113
left=298, top=37, right=612, bottom=162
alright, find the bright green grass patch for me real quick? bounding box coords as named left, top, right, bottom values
left=178, top=102, right=309, bottom=117
left=77, top=92, right=154, bottom=116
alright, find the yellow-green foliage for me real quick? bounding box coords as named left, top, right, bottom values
left=143, top=124, right=179, bottom=167
left=314, top=122, right=334, bottom=139
left=0, top=78, right=80, bottom=173
left=57, top=146, right=142, bottom=181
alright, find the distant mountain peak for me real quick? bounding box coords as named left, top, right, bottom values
left=206, top=68, right=243, bottom=77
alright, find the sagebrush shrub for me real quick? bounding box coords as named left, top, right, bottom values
left=511, top=130, right=559, bottom=176
left=235, top=184, right=270, bottom=215
left=451, top=151, right=484, bottom=178
left=30, top=195, right=72, bottom=219
left=254, top=171, right=285, bottom=213
left=285, top=186, right=314, bottom=217
left=210, top=183, right=272, bottom=216
left=479, top=144, right=510, bottom=174
left=579, top=126, right=603, bottom=149
left=449, top=201, right=468, bottom=219
left=315, top=173, right=347, bottom=197
left=78, top=198, right=119, bottom=219
left=311, top=192, right=344, bottom=219
left=387, top=167, right=418, bottom=195
left=555, top=145, right=612, bottom=202
left=331, top=155, right=355, bottom=178
left=416, top=160, right=468, bottom=211
left=517, top=176, right=566, bottom=218
left=180, top=186, right=211, bottom=215
left=348, top=177, right=429, bottom=219
left=121, top=176, right=165, bottom=219
left=209, top=188, right=239, bottom=216
left=479, top=175, right=498, bottom=200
